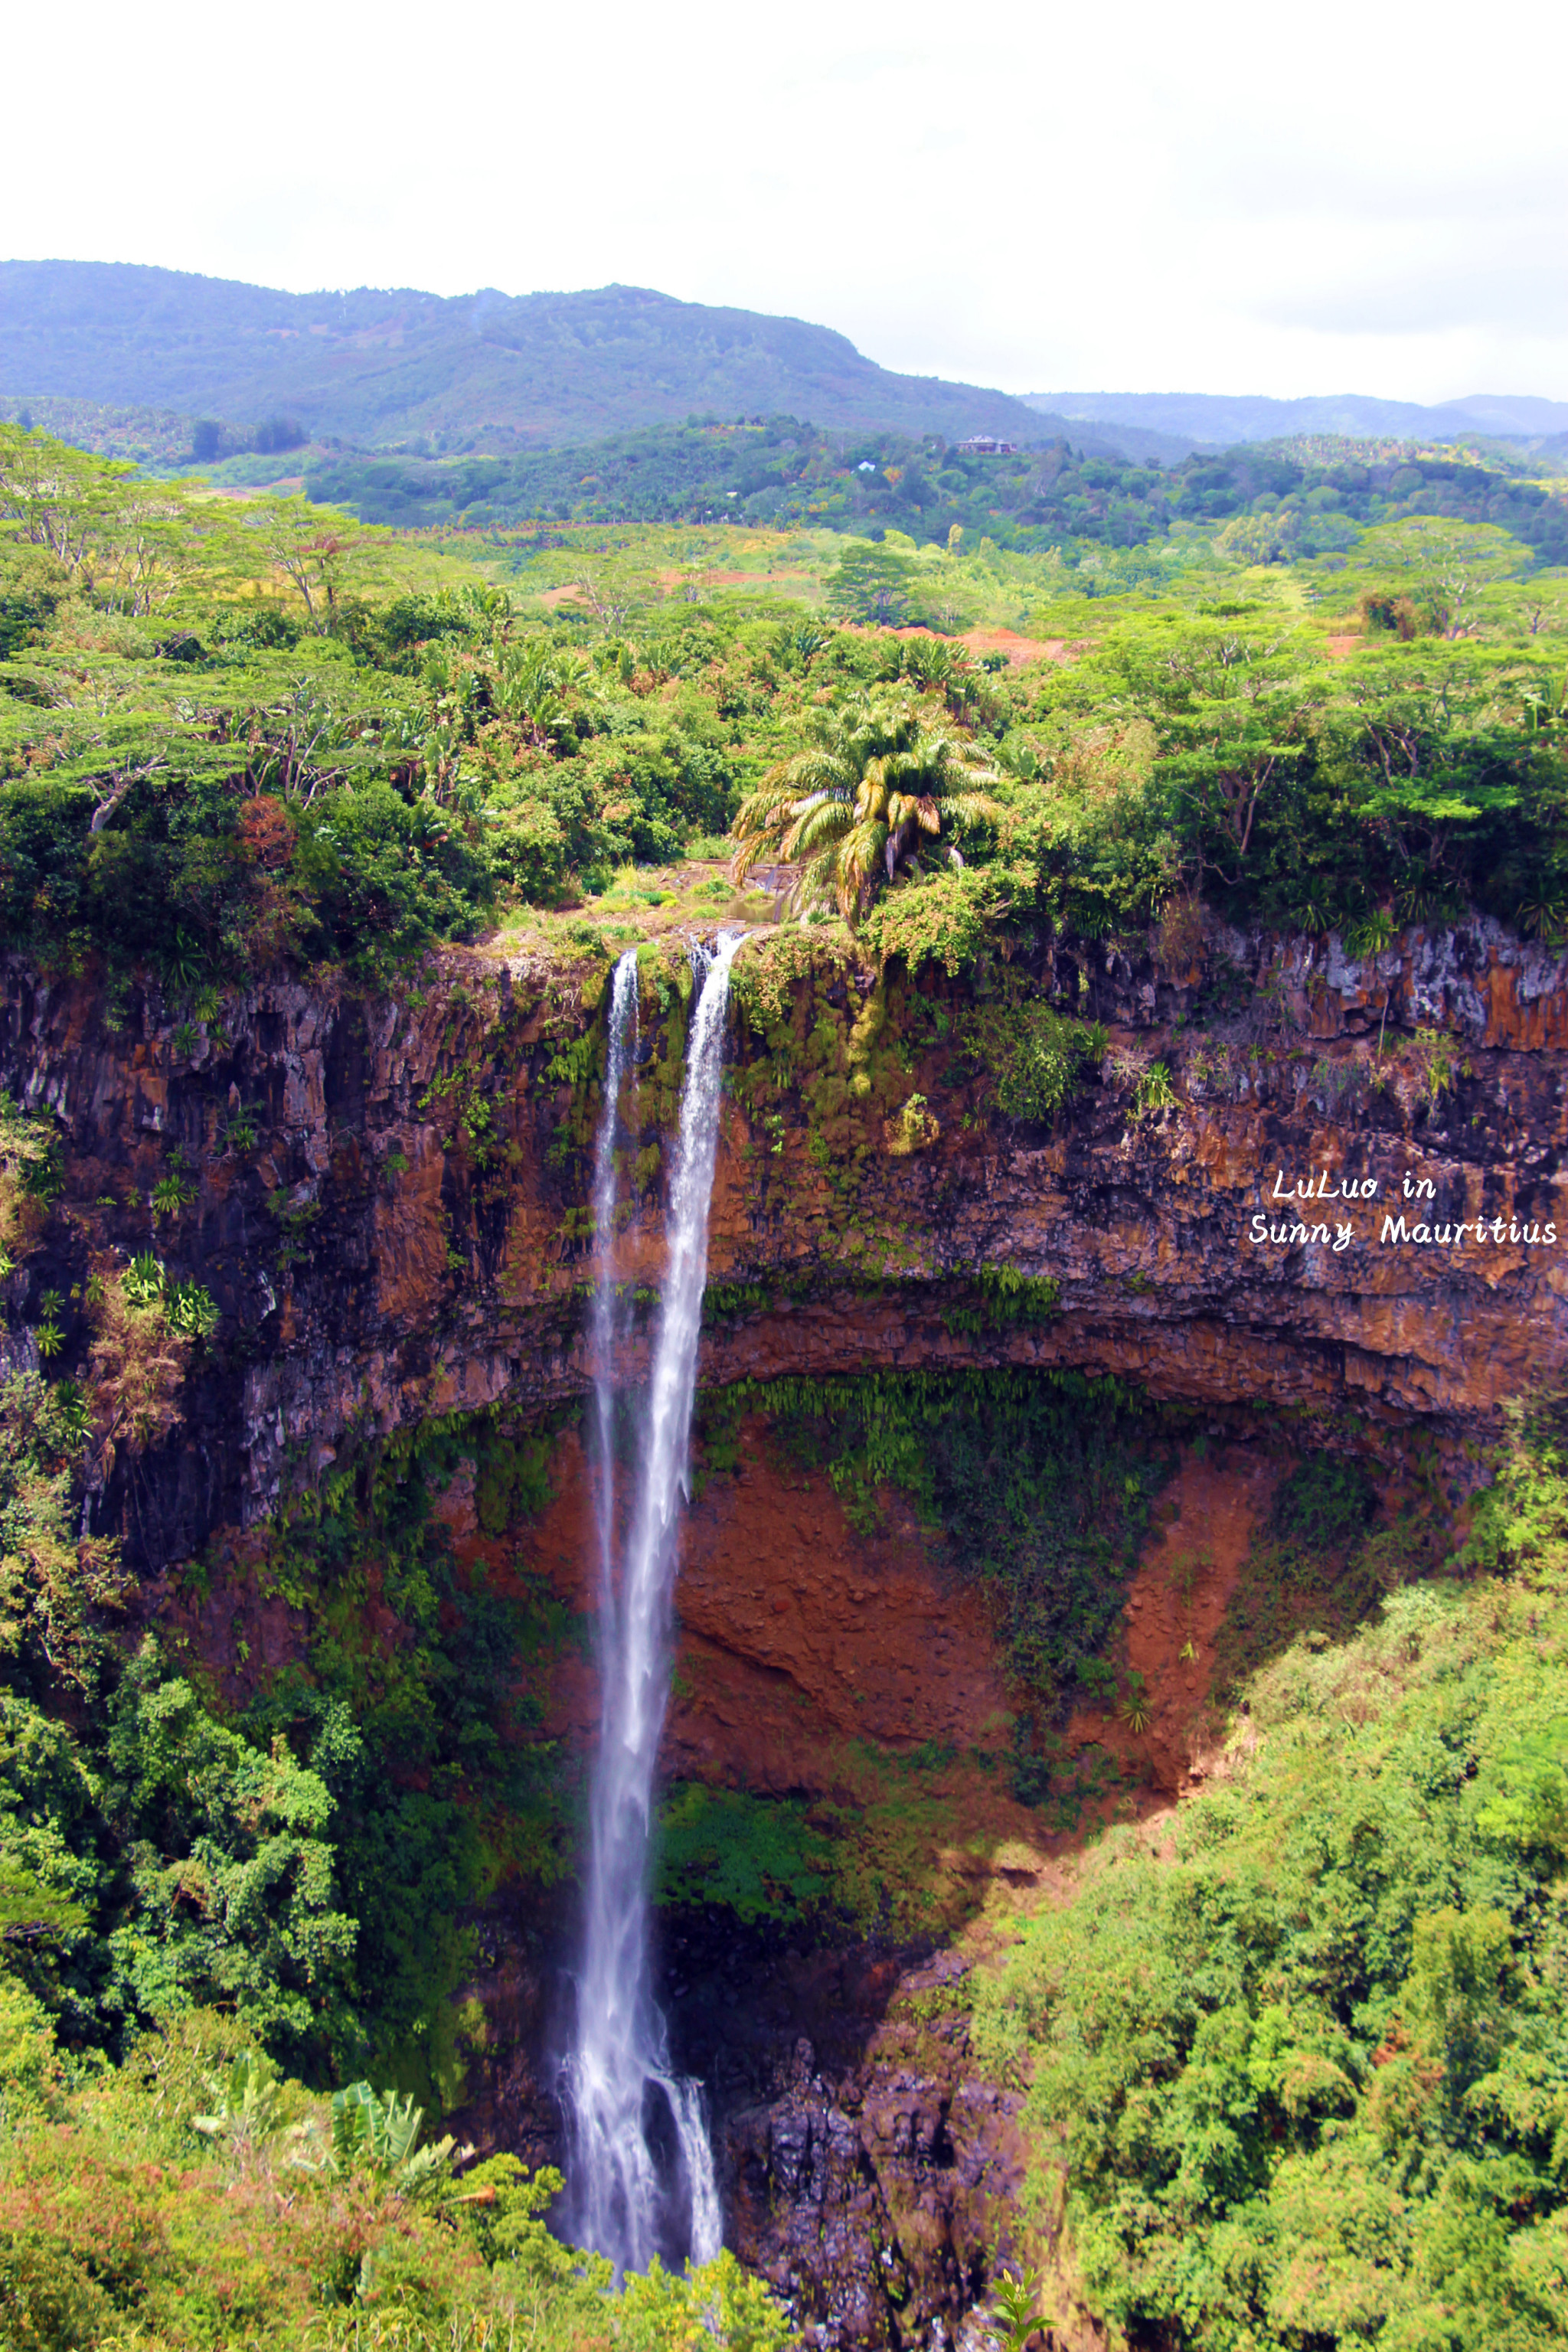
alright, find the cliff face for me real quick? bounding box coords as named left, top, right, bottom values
left=10, top=916, right=1548, bottom=2342
left=521, top=1419, right=1016, bottom=1793
left=400, top=1427, right=1280, bottom=2347
left=2, top=914, right=1565, bottom=1574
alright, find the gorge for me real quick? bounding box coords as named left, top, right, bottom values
left=2, top=904, right=1566, bottom=2345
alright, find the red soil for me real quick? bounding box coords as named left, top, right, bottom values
left=1065, top=1444, right=1281, bottom=1792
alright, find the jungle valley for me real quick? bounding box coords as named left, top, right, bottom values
left=1, top=404, right=1567, bottom=2352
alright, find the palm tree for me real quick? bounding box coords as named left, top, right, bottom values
left=731, top=691, right=1001, bottom=923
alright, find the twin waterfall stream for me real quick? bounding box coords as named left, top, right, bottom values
left=561, top=935, right=741, bottom=2275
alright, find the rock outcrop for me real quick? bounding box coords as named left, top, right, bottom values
left=2, top=916, right=1564, bottom=1574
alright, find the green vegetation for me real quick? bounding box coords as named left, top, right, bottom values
left=0, top=1313, right=812, bottom=2345
left=0, top=1364, right=580, bottom=2105
left=307, top=418, right=1568, bottom=570
left=7, top=420, right=1568, bottom=987
left=969, top=1399, right=1568, bottom=2350
left=655, top=1785, right=835, bottom=1923
left=654, top=1749, right=1014, bottom=1942
left=1210, top=1450, right=1448, bottom=1699
left=731, top=688, right=1001, bottom=920
left=962, top=998, right=1107, bottom=1122
left=0, top=2006, right=792, bottom=2349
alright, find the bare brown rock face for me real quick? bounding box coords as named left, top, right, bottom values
left=519, top=1421, right=1015, bottom=1793
left=2, top=916, right=1565, bottom=1574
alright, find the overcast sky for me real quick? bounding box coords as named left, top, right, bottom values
left=8, top=0, right=1565, bottom=401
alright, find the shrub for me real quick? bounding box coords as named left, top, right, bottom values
left=292, top=784, right=492, bottom=973
left=86, top=1261, right=193, bottom=1478
left=487, top=793, right=569, bottom=903
left=967, top=1411, right=1568, bottom=2352
left=964, top=999, right=1105, bottom=1122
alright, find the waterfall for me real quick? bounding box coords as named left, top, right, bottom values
left=587, top=949, right=639, bottom=1640
left=564, top=931, right=741, bottom=2275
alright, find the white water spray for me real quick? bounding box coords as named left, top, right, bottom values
left=587, top=951, right=639, bottom=1632
left=564, top=932, right=741, bottom=2275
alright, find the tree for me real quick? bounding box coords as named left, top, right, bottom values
left=1390, top=519, right=1521, bottom=639
left=1346, top=519, right=1523, bottom=642
left=1104, top=617, right=1325, bottom=893
left=0, top=426, right=234, bottom=614
left=0, top=425, right=126, bottom=573
left=732, top=688, right=1001, bottom=921
left=242, top=495, right=384, bottom=635
left=825, top=538, right=917, bottom=625
left=253, top=415, right=306, bottom=455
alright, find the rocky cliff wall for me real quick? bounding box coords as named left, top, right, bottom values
left=373, top=1428, right=1284, bottom=2348
left=2, top=913, right=1564, bottom=1574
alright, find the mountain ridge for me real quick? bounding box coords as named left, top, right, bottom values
left=0, top=260, right=1083, bottom=452
left=1027, top=387, right=1568, bottom=446
left=7, top=259, right=1560, bottom=468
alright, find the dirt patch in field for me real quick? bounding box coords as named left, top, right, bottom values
left=956, top=624, right=1083, bottom=668
left=202, top=478, right=307, bottom=504
left=655, top=567, right=763, bottom=590
left=848, top=622, right=1083, bottom=668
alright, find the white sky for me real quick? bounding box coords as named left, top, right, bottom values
left=7, top=0, right=1566, bottom=402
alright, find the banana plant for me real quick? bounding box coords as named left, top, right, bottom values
left=492, top=642, right=583, bottom=748
left=193, top=2050, right=286, bottom=2149
left=327, top=2079, right=468, bottom=2201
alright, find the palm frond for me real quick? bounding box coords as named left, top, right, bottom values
left=847, top=814, right=888, bottom=865
left=788, top=844, right=842, bottom=916
left=762, top=746, right=855, bottom=797
left=732, top=789, right=804, bottom=844
left=782, top=797, right=854, bottom=861
left=934, top=792, right=1005, bottom=829
left=839, top=820, right=889, bottom=904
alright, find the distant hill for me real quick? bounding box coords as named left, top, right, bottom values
left=0, top=260, right=1108, bottom=454
left=13, top=260, right=1559, bottom=479
left=1026, top=388, right=1568, bottom=447
left=302, top=422, right=1568, bottom=569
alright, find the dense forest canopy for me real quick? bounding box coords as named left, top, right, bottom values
left=301, top=418, right=1568, bottom=567
left=2, top=420, right=1566, bottom=984
left=5, top=412, right=1562, bottom=1352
